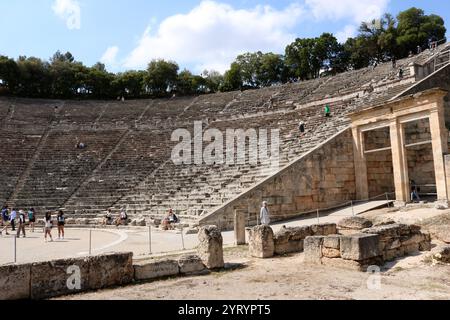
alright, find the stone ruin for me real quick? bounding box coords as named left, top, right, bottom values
left=248, top=223, right=337, bottom=258
left=248, top=221, right=432, bottom=271
left=197, top=225, right=224, bottom=269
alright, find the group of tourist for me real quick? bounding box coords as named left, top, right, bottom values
left=0, top=205, right=66, bottom=242
left=101, top=208, right=128, bottom=227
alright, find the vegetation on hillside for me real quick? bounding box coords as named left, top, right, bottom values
left=0, top=7, right=446, bottom=100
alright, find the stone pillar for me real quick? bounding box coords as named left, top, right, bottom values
left=429, top=107, right=449, bottom=202
left=248, top=225, right=274, bottom=258
left=390, top=119, right=409, bottom=204
left=352, top=126, right=369, bottom=200
left=234, top=210, right=246, bottom=245
left=197, top=225, right=224, bottom=269
left=445, top=155, right=450, bottom=201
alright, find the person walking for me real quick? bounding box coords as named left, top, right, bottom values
left=17, top=210, right=26, bottom=238
left=324, top=104, right=331, bottom=117
left=10, top=208, right=17, bottom=231
left=260, top=201, right=271, bottom=226
left=28, top=208, right=36, bottom=233
left=0, top=205, right=10, bottom=236
left=57, top=210, right=65, bottom=240
left=44, top=212, right=53, bottom=242
left=299, top=121, right=305, bottom=134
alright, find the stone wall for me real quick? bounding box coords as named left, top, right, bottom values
left=200, top=129, right=356, bottom=230
left=362, top=223, right=431, bottom=261
left=304, top=224, right=431, bottom=271
left=134, top=255, right=208, bottom=282
left=0, top=252, right=133, bottom=300
left=407, top=144, right=436, bottom=191
left=248, top=223, right=337, bottom=258
left=366, top=150, right=394, bottom=198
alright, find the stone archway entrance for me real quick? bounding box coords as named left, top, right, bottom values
left=350, top=88, right=449, bottom=206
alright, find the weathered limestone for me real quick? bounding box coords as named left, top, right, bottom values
left=234, top=210, right=246, bottom=245
left=88, top=253, right=134, bottom=290
left=0, top=264, right=32, bottom=300
left=310, top=223, right=338, bottom=236
left=350, top=89, right=450, bottom=205
left=134, top=259, right=179, bottom=281
left=338, top=216, right=373, bottom=235
left=304, top=236, right=324, bottom=264
left=197, top=225, right=224, bottom=269
left=340, top=234, right=380, bottom=261
left=248, top=225, right=275, bottom=258
left=31, top=257, right=90, bottom=299
left=178, top=255, right=208, bottom=275
left=273, top=226, right=312, bottom=255
left=362, top=223, right=432, bottom=261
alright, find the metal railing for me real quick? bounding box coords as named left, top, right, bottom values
left=247, top=192, right=396, bottom=228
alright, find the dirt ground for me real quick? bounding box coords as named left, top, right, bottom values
left=59, top=245, right=450, bottom=300
left=59, top=206, right=450, bottom=301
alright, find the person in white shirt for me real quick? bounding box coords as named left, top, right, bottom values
left=44, top=212, right=54, bottom=242
left=10, top=209, right=17, bottom=231
left=260, top=202, right=271, bottom=225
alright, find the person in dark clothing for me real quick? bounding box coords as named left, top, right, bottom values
left=299, top=121, right=306, bottom=134
left=17, top=210, right=26, bottom=238
left=410, top=180, right=421, bottom=202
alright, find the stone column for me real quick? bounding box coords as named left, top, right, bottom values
left=352, top=126, right=369, bottom=200
left=234, top=210, right=246, bottom=245
left=390, top=119, right=409, bottom=204
left=445, top=155, right=450, bottom=201
left=429, top=106, right=449, bottom=202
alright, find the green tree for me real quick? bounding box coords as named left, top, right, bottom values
left=221, top=62, right=242, bottom=91
left=0, top=56, right=19, bottom=93
left=396, top=7, right=446, bottom=56
left=16, top=56, right=51, bottom=97
left=202, top=70, right=224, bottom=93
left=114, top=70, right=146, bottom=98
left=144, top=59, right=179, bottom=97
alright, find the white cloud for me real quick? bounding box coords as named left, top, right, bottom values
left=336, top=25, right=357, bottom=43
left=100, top=46, right=119, bottom=66
left=123, top=0, right=304, bottom=73
left=305, top=0, right=390, bottom=23
left=52, top=0, right=81, bottom=30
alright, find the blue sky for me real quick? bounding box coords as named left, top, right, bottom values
left=1, top=0, right=449, bottom=73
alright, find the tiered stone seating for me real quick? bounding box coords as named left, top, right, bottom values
left=10, top=130, right=126, bottom=212
left=1, top=43, right=448, bottom=224
left=0, top=132, right=41, bottom=204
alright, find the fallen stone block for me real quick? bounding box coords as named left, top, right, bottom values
left=88, top=252, right=134, bottom=290
left=248, top=225, right=275, bottom=258
left=338, top=217, right=373, bottom=230
left=304, top=236, right=324, bottom=265
left=323, top=235, right=341, bottom=249
left=273, top=226, right=312, bottom=255
left=31, top=257, right=90, bottom=300
left=311, top=223, right=337, bottom=236
left=0, top=264, right=31, bottom=300
left=134, top=259, right=179, bottom=281
left=340, top=234, right=380, bottom=261
left=197, top=225, right=224, bottom=269
left=178, top=255, right=208, bottom=275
